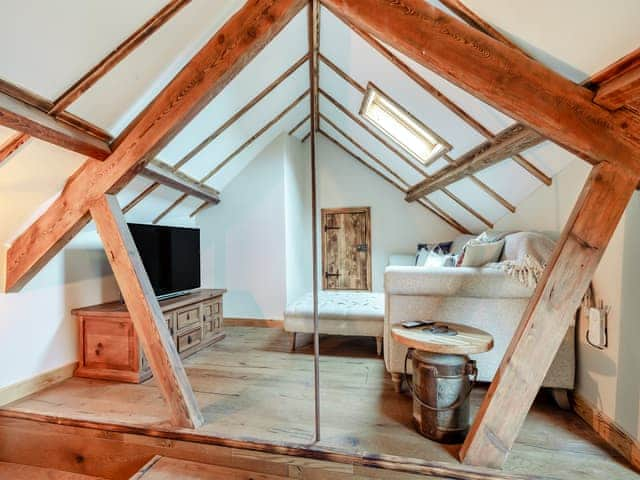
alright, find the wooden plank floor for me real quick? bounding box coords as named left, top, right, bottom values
left=130, top=455, right=289, bottom=479
left=1, top=327, right=637, bottom=479
left=0, top=461, right=104, bottom=479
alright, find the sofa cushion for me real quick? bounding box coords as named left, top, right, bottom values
left=384, top=266, right=534, bottom=298
left=451, top=234, right=476, bottom=255
left=458, top=239, right=505, bottom=267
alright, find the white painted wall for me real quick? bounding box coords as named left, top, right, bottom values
left=495, top=160, right=640, bottom=441
left=316, top=134, right=457, bottom=292
left=0, top=137, right=119, bottom=388
left=284, top=136, right=312, bottom=301
left=198, top=134, right=288, bottom=320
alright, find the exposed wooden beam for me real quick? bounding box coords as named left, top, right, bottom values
left=318, top=129, right=469, bottom=233
left=593, top=60, right=640, bottom=110
left=189, top=201, right=211, bottom=218
left=406, top=124, right=545, bottom=201
left=0, top=78, right=112, bottom=143
left=4, top=0, right=306, bottom=293
left=50, top=1, right=190, bottom=115
left=199, top=90, right=309, bottom=183
left=0, top=133, right=30, bottom=165
left=319, top=88, right=428, bottom=177
left=152, top=194, right=189, bottom=224
left=461, top=162, right=638, bottom=468
left=318, top=55, right=523, bottom=206
left=173, top=53, right=309, bottom=170
left=321, top=0, right=640, bottom=177
left=141, top=160, right=220, bottom=203
left=300, top=131, right=311, bottom=143
left=336, top=21, right=550, bottom=187
left=441, top=188, right=493, bottom=228
left=468, top=175, right=515, bottom=213
left=438, top=0, right=528, bottom=57
left=320, top=113, right=406, bottom=185
left=0, top=90, right=112, bottom=160
left=321, top=112, right=494, bottom=228
left=288, top=114, right=310, bottom=136
left=90, top=194, right=204, bottom=428
left=585, top=48, right=640, bottom=89
left=122, top=182, right=161, bottom=214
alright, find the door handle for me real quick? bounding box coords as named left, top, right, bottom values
left=356, top=244, right=368, bottom=252
left=325, top=271, right=340, bottom=278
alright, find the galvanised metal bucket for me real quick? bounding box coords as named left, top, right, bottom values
left=410, top=350, right=477, bottom=444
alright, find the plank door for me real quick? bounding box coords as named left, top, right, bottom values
left=322, top=207, right=371, bottom=291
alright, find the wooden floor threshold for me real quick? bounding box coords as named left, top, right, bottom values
left=0, top=409, right=541, bottom=480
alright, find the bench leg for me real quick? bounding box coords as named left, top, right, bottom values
left=376, top=336, right=382, bottom=356
left=289, top=332, right=296, bottom=352
left=391, top=373, right=403, bottom=393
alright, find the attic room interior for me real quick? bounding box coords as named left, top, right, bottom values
left=0, top=0, right=639, bottom=479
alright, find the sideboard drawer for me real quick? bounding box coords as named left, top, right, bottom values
left=83, top=318, right=136, bottom=371
left=202, top=301, right=214, bottom=317
left=177, top=327, right=202, bottom=353
left=176, top=307, right=199, bottom=331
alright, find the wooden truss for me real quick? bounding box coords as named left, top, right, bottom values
left=2, top=0, right=307, bottom=430
left=2, top=0, right=640, bottom=469
left=321, top=0, right=640, bottom=470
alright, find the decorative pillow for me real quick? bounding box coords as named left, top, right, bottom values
left=415, top=247, right=430, bottom=266
left=423, top=251, right=448, bottom=268
left=457, top=239, right=505, bottom=267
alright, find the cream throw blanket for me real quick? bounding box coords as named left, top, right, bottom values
left=486, top=231, right=556, bottom=288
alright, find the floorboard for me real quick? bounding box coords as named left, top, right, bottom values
left=1, top=327, right=637, bottom=479
left=0, top=461, right=103, bottom=479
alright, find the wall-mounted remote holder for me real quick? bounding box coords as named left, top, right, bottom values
left=586, top=303, right=609, bottom=350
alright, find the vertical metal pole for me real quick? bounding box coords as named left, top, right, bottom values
left=308, top=0, right=321, bottom=443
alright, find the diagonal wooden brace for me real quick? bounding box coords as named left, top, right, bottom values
left=90, top=195, right=203, bottom=429
left=461, top=162, right=638, bottom=467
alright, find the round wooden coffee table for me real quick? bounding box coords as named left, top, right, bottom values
left=391, top=322, right=493, bottom=443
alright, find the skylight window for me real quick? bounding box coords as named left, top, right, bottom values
left=360, top=83, right=451, bottom=166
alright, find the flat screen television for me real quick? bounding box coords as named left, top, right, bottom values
left=128, top=223, right=200, bottom=298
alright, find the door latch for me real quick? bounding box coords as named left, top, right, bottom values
left=356, top=244, right=368, bottom=252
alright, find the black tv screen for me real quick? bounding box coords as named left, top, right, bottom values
left=128, top=223, right=200, bottom=297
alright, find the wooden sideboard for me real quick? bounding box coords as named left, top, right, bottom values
left=73, top=289, right=225, bottom=383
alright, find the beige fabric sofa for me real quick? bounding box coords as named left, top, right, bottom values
left=384, top=234, right=575, bottom=402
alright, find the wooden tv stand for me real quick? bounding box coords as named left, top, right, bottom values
left=73, top=289, right=226, bottom=383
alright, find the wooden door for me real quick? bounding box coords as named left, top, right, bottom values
left=322, top=207, right=371, bottom=291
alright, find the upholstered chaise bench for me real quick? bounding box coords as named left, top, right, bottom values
left=284, top=291, right=384, bottom=354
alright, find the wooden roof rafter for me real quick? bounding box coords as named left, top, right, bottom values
left=153, top=54, right=311, bottom=221
left=0, top=132, right=30, bottom=165
left=320, top=112, right=492, bottom=228
left=320, top=1, right=551, bottom=187
left=318, top=128, right=469, bottom=233
left=0, top=0, right=190, bottom=161
left=161, top=90, right=310, bottom=222
left=288, top=114, right=311, bottom=136
left=318, top=53, right=517, bottom=213
left=3, top=0, right=307, bottom=430
left=322, top=0, right=640, bottom=471
left=171, top=52, right=310, bottom=171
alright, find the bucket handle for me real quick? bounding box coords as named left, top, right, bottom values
left=403, top=348, right=477, bottom=412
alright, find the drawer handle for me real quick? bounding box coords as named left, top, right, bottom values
left=187, top=313, right=190, bottom=320
left=187, top=335, right=192, bottom=345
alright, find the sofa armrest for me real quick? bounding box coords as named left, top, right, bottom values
left=388, top=254, right=416, bottom=266
left=384, top=266, right=534, bottom=298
